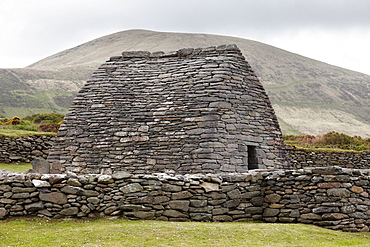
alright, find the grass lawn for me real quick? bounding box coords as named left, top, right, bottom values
left=0, top=218, right=369, bottom=246
left=0, top=163, right=32, bottom=172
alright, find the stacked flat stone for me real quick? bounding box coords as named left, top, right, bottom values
left=47, top=44, right=288, bottom=174
left=4, top=136, right=369, bottom=170
left=288, top=146, right=370, bottom=169
left=0, top=135, right=53, bottom=163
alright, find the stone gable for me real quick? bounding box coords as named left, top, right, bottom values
left=47, top=44, right=289, bottom=174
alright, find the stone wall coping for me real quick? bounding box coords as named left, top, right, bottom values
left=108, top=44, right=241, bottom=61
left=1, top=166, right=370, bottom=184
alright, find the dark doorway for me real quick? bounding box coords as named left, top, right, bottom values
left=247, top=145, right=258, bottom=170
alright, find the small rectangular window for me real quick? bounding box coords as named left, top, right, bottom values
left=247, top=145, right=258, bottom=170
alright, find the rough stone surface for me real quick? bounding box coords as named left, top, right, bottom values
left=25, top=202, right=44, bottom=211
left=31, top=158, right=50, bottom=174
left=39, top=192, right=68, bottom=204
left=47, top=45, right=288, bottom=174
left=32, top=180, right=51, bottom=188
left=120, top=183, right=143, bottom=194
left=0, top=208, right=8, bottom=219
left=98, top=175, right=113, bottom=184
left=60, top=207, right=79, bottom=216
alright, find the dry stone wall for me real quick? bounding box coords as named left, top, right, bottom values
left=0, top=135, right=53, bottom=164
left=47, top=45, right=288, bottom=174
left=1, top=166, right=369, bottom=232
left=263, top=166, right=370, bottom=232
left=288, top=146, right=370, bottom=169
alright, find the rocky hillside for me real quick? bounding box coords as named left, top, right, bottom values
left=1, top=29, right=369, bottom=137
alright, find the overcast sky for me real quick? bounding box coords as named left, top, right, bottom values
left=0, top=0, right=370, bottom=75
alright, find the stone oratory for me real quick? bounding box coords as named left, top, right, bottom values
left=48, top=44, right=289, bottom=174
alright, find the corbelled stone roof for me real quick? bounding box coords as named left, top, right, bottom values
left=48, top=44, right=289, bottom=174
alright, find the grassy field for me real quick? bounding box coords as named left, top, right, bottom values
left=0, top=163, right=31, bottom=172
left=0, top=114, right=61, bottom=137
left=0, top=128, right=56, bottom=138
left=0, top=218, right=369, bottom=246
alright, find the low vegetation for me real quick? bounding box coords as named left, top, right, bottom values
left=284, top=131, right=370, bottom=152
left=22, top=113, right=64, bottom=124
left=0, top=218, right=369, bottom=246
left=0, top=163, right=31, bottom=172
left=0, top=113, right=64, bottom=137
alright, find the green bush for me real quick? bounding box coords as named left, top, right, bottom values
left=23, top=113, right=65, bottom=124
left=319, top=131, right=368, bottom=151
left=284, top=132, right=370, bottom=151
left=38, top=123, right=61, bottom=133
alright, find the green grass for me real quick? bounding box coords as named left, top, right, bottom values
left=0, top=163, right=31, bottom=172
left=2, top=119, right=39, bottom=131
left=0, top=129, right=56, bottom=137
left=0, top=219, right=369, bottom=246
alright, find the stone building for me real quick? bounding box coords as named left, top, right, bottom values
left=47, top=44, right=289, bottom=174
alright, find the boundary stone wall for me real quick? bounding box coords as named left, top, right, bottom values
left=288, top=146, right=370, bottom=169
left=1, top=166, right=369, bottom=232
left=0, top=136, right=54, bottom=164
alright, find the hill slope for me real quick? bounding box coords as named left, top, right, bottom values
left=2, top=29, right=370, bottom=137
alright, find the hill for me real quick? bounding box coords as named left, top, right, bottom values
left=1, top=29, right=369, bottom=137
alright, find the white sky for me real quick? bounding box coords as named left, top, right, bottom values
left=0, top=0, right=369, bottom=75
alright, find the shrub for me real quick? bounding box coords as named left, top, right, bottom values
left=285, top=132, right=370, bottom=151
left=38, top=123, right=61, bottom=133
left=23, top=113, right=65, bottom=124
left=318, top=131, right=365, bottom=150
left=8, top=116, right=21, bottom=125
left=284, top=135, right=321, bottom=147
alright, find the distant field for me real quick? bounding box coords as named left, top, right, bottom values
left=273, top=104, right=370, bottom=138
left=0, top=163, right=31, bottom=172
left=1, top=218, right=370, bottom=246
